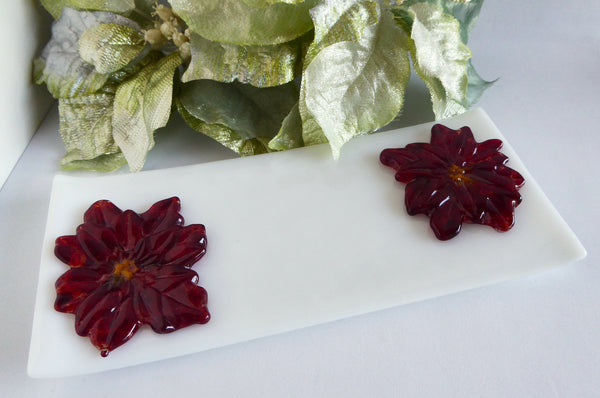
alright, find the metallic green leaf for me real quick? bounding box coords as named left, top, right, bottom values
left=407, top=2, right=472, bottom=119
left=35, top=8, right=140, bottom=98
left=398, top=0, right=484, bottom=43
left=182, top=32, right=307, bottom=87
left=41, top=0, right=135, bottom=19
left=79, top=23, right=145, bottom=74
left=464, top=59, right=495, bottom=107
left=61, top=153, right=127, bottom=172
left=58, top=92, right=125, bottom=171
left=177, top=80, right=298, bottom=155
left=300, top=0, right=383, bottom=146
left=144, top=53, right=182, bottom=132
left=112, top=53, right=182, bottom=171
left=268, top=102, right=303, bottom=151
left=300, top=1, right=411, bottom=157
left=241, top=0, right=306, bottom=6
left=304, top=0, right=378, bottom=66
left=177, top=101, right=271, bottom=156
left=133, top=0, right=159, bottom=15
left=170, top=0, right=318, bottom=46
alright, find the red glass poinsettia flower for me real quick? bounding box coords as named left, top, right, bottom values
left=380, top=124, right=525, bottom=240
left=54, top=197, right=210, bottom=357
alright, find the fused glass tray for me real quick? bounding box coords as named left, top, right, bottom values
left=28, top=108, right=586, bottom=377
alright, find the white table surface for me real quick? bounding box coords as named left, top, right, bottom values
left=1, top=1, right=598, bottom=396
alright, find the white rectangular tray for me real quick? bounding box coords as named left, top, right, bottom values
left=28, top=108, right=586, bottom=377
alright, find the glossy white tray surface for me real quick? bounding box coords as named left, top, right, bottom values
left=28, top=108, right=586, bottom=378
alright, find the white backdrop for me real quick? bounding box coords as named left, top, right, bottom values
left=0, top=0, right=52, bottom=189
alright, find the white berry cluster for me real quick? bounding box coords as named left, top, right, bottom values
left=143, top=4, right=191, bottom=61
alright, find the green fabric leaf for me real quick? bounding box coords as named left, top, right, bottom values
left=177, top=80, right=298, bottom=155
left=169, top=0, right=318, bottom=46
left=144, top=54, right=182, bottom=132
left=177, top=101, right=270, bottom=156
left=299, top=0, right=411, bottom=157
left=241, top=0, right=306, bottom=6
left=133, top=0, right=159, bottom=15
left=407, top=2, right=472, bottom=119
left=464, top=59, right=495, bottom=105
left=79, top=23, right=145, bottom=74
left=398, top=0, right=484, bottom=43
left=35, top=8, right=140, bottom=98
left=268, top=102, right=303, bottom=151
left=61, top=153, right=127, bottom=172
left=41, top=0, right=135, bottom=19
left=58, top=92, right=125, bottom=171
left=104, top=49, right=162, bottom=86
left=112, top=53, right=182, bottom=172
left=304, top=0, right=377, bottom=66
left=182, top=32, right=307, bottom=87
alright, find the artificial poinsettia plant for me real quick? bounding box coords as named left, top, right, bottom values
left=35, top=0, right=493, bottom=172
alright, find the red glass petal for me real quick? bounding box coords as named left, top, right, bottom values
left=133, top=274, right=210, bottom=334
left=478, top=194, right=519, bottom=231
left=429, top=199, right=463, bottom=240
left=431, top=125, right=476, bottom=164
left=55, top=268, right=106, bottom=313
left=162, top=224, right=207, bottom=267
left=75, top=284, right=122, bottom=336
left=470, top=139, right=503, bottom=162
left=84, top=200, right=123, bottom=228
left=76, top=223, right=120, bottom=265
left=141, top=197, right=184, bottom=235
left=74, top=284, right=142, bottom=355
left=90, top=299, right=140, bottom=357
left=133, top=228, right=179, bottom=268
left=114, top=210, right=144, bottom=253
left=381, top=144, right=448, bottom=179
left=404, top=178, right=449, bottom=215
left=55, top=235, right=91, bottom=267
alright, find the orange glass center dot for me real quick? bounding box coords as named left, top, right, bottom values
left=113, top=259, right=139, bottom=280
left=448, top=164, right=472, bottom=184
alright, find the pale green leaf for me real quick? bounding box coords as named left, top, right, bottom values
left=41, top=0, right=135, bottom=19
left=79, top=23, right=145, bottom=74
left=105, top=49, right=163, bottom=86
left=268, top=102, right=303, bottom=151
left=112, top=53, right=182, bottom=171
left=241, top=0, right=306, bottom=6
left=61, top=153, right=127, bottom=172
left=300, top=1, right=411, bottom=157
left=408, top=2, right=472, bottom=119
left=398, top=0, right=484, bottom=43
left=177, top=80, right=298, bottom=155
left=464, top=59, right=495, bottom=106
left=182, top=32, right=306, bottom=87
left=305, top=0, right=378, bottom=66
left=144, top=53, right=182, bottom=132
left=58, top=92, right=125, bottom=171
left=177, top=101, right=270, bottom=156
left=170, top=0, right=318, bottom=46
left=133, top=0, right=159, bottom=15
left=35, top=8, right=140, bottom=98
left=299, top=0, right=384, bottom=146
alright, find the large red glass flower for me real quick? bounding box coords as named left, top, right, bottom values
left=380, top=124, right=525, bottom=240
left=54, top=197, right=210, bottom=357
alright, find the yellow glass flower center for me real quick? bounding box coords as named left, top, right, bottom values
left=448, top=164, right=472, bottom=184
left=113, top=259, right=139, bottom=280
